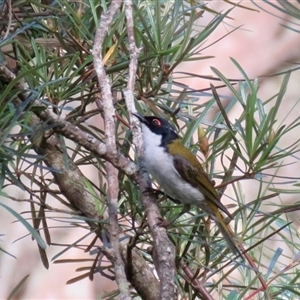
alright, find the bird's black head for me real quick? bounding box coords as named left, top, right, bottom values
left=133, top=113, right=179, bottom=146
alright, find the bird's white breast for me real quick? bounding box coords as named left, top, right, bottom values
left=141, top=125, right=205, bottom=205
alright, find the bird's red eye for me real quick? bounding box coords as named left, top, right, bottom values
left=152, top=119, right=161, bottom=126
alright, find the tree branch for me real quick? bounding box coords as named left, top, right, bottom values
left=0, top=65, right=137, bottom=177
left=0, top=62, right=160, bottom=299
left=92, top=0, right=131, bottom=298
left=122, top=2, right=176, bottom=298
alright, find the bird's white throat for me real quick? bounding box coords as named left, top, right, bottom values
left=141, top=124, right=162, bottom=148
left=140, top=124, right=205, bottom=205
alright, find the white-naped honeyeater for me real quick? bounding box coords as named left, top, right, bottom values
left=133, top=113, right=242, bottom=258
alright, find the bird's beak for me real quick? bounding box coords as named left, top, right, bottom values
left=132, top=113, right=148, bottom=125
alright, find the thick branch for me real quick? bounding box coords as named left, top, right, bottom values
left=0, top=63, right=160, bottom=299
left=30, top=114, right=159, bottom=299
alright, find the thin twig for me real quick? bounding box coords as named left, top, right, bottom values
left=180, top=261, right=213, bottom=300
left=92, top=0, right=131, bottom=298
left=3, top=0, right=12, bottom=40
left=124, top=1, right=176, bottom=298
left=7, top=196, right=81, bottom=215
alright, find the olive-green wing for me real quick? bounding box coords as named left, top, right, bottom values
left=172, top=153, right=232, bottom=219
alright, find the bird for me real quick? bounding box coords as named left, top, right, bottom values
left=133, top=113, right=242, bottom=258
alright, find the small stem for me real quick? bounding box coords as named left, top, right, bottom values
left=92, top=0, right=131, bottom=298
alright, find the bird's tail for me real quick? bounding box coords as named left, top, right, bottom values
left=213, top=209, right=243, bottom=259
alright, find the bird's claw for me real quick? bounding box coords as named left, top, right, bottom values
left=155, top=217, right=172, bottom=228
left=143, top=187, right=164, bottom=199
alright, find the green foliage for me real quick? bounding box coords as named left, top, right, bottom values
left=1, top=0, right=300, bottom=299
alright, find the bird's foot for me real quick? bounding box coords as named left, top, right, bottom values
left=143, top=188, right=180, bottom=204
left=143, top=187, right=164, bottom=199
left=155, top=204, right=191, bottom=228
left=155, top=217, right=172, bottom=228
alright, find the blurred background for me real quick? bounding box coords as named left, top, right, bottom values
left=1, top=1, right=300, bottom=298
